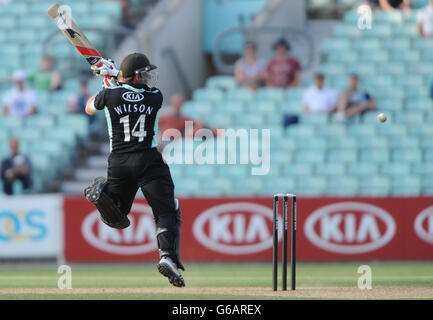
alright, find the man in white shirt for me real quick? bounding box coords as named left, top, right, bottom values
left=2, top=70, right=37, bottom=117
left=302, top=73, right=337, bottom=114
left=417, top=0, right=433, bottom=38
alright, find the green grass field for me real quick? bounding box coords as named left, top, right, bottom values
left=0, top=262, right=432, bottom=299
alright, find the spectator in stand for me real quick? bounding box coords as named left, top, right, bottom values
left=365, top=0, right=411, bottom=13
left=302, top=73, right=337, bottom=114
left=234, top=41, right=267, bottom=90
left=2, top=70, right=37, bottom=117
left=100, top=0, right=134, bottom=29
left=417, top=0, right=433, bottom=38
left=159, top=94, right=205, bottom=138
left=68, top=77, right=95, bottom=124
left=336, top=74, right=376, bottom=123
left=265, top=37, right=301, bottom=88
left=29, top=56, right=63, bottom=91
left=158, top=93, right=218, bottom=148
left=1, top=138, right=32, bottom=195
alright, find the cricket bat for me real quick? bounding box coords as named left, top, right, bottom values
left=47, top=3, right=103, bottom=67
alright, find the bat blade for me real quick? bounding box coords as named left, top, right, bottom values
left=47, top=3, right=102, bottom=66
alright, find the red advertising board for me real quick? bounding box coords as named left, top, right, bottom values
left=63, top=197, right=433, bottom=262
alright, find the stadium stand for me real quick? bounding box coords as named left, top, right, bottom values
left=171, top=7, right=433, bottom=197
left=0, top=0, right=123, bottom=195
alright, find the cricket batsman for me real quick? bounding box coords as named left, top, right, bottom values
left=83, top=53, right=185, bottom=287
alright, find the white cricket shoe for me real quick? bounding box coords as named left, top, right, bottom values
left=157, top=257, right=185, bottom=287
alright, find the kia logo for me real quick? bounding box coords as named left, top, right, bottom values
left=304, top=202, right=396, bottom=254
left=81, top=204, right=157, bottom=255
left=414, top=206, right=433, bottom=245
left=193, top=202, right=278, bottom=255
left=122, top=91, right=144, bottom=102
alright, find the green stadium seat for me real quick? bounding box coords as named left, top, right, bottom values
left=264, top=178, right=295, bottom=195
left=266, top=113, right=283, bottom=125
left=247, top=101, right=277, bottom=113
left=2, top=117, right=23, bottom=130
left=285, top=88, right=303, bottom=101
left=421, top=136, right=433, bottom=148
left=353, top=39, right=380, bottom=51
left=391, top=176, right=421, bottom=196
left=377, top=124, right=407, bottom=137
left=328, top=137, right=358, bottom=149
left=343, top=11, right=359, bottom=24
left=374, top=11, right=404, bottom=24
left=394, top=111, right=424, bottom=124
left=193, top=88, right=224, bottom=103
left=361, top=25, right=392, bottom=38
left=294, top=150, right=326, bottom=163
left=286, top=125, right=314, bottom=138
left=388, top=136, right=419, bottom=148
left=407, top=62, right=433, bottom=75
left=299, top=114, right=329, bottom=125
left=58, top=115, right=89, bottom=137
left=26, top=114, right=55, bottom=128
left=392, top=148, right=423, bottom=162
left=380, top=163, right=411, bottom=175
left=283, top=163, right=313, bottom=176
left=327, top=176, right=358, bottom=195
left=405, top=98, right=432, bottom=111
left=347, top=125, right=377, bottom=137
left=334, top=25, right=362, bottom=38
left=319, top=63, right=346, bottom=76
left=296, top=137, right=328, bottom=150
left=271, top=151, right=291, bottom=164
left=256, top=88, right=284, bottom=102
left=182, top=101, right=213, bottom=119
left=391, top=51, right=420, bottom=62
left=218, top=165, right=248, bottom=178
left=185, top=165, right=215, bottom=178
left=296, top=177, right=326, bottom=195
left=0, top=16, right=15, bottom=29
left=321, top=39, right=351, bottom=53
left=327, top=149, right=357, bottom=163
left=414, top=39, right=433, bottom=50
left=2, top=2, right=28, bottom=15
left=359, top=176, right=390, bottom=196
left=413, top=163, right=433, bottom=175
left=424, top=150, right=433, bottom=162
left=348, top=63, right=376, bottom=76
left=348, top=163, right=378, bottom=176
left=225, top=88, right=255, bottom=102
left=395, top=76, right=424, bottom=88
left=393, top=24, right=417, bottom=37
left=316, top=124, right=346, bottom=136
left=360, top=149, right=390, bottom=162
left=316, top=163, right=345, bottom=176
left=409, top=124, right=433, bottom=136
left=271, top=136, right=296, bottom=151
left=206, top=76, right=238, bottom=91
left=280, top=101, right=303, bottom=114
left=383, top=38, right=410, bottom=50
left=377, top=63, right=406, bottom=75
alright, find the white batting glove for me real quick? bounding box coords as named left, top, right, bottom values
left=91, top=58, right=120, bottom=78
left=102, top=76, right=119, bottom=88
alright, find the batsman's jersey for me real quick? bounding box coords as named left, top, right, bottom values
left=93, top=83, right=163, bottom=153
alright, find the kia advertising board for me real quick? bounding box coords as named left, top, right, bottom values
left=63, top=197, right=433, bottom=262
left=0, top=194, right=62, bottom=258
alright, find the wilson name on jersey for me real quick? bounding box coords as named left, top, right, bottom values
left=94, top=83, right=163, bottom=153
